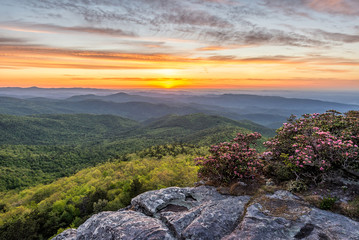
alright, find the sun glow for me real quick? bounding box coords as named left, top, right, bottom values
left=161, top=80, right=177, bottom=88
left=149, top=78, right=188, bottom=89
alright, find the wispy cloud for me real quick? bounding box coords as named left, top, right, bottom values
left=0, top=25, right=53, bottom=33
left=310, top=29, right=359, bottom=43
left=0, top=22, right=136, bottom=37
left=264, top=0, right=359, bottom=16
left=0, top=36, right=27, bottom=43
left=23, top=0, right=247, bottom=35
left=2, top=61, right=161, bottom=70
left=2, top=42, right=359, bottom=70
left=152, top=9, right=233, bottom=28
left=0, top=44, right=189, bottom=63
left=196, top=45, right=239, bottom=51
left=17, top=0, right=338, bottom=49
left=305, top=0, right=359, bottom=15
left=199, top=27, right=325, bottom=47
left=50, top=25, right=136, bottom=37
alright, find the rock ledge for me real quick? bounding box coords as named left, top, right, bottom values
left=53, top=186, right=359, bottom=240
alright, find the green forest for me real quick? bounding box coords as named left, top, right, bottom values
left=0, top=113, right=274, bottom=239
left=0, top=113, right=273, bottom=191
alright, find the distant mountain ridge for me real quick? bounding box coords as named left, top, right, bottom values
left=1, top=89, right=358, bottom=128
left=0, top=87, right=117, bottom=99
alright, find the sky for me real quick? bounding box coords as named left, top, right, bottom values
left=0, top=0, right=359, bottom=90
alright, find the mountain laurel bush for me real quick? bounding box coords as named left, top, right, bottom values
left=196, top=110, right=359, bottom=186
left=195, top=132, right=263, bottom=183
left=262, top=110, right=359, bottom=184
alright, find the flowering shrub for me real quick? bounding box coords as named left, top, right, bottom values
left=195, top=132, right=263, bottom=183
left=263, top=110, right=359, bottom=184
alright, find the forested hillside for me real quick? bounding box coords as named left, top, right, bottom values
left=0, top=113, right=274, bottom=191
left=0, top=114, right=139, bottom=145
left=0, top=150, right=200, bottom=240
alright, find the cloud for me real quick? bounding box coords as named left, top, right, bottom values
left=0, top=44, right=193, bottom=70
left=206, top=54, right=359, bottom=66
left=200, top=27, right=325, bottom=47
left=152, top=9, right=233, bottom=28
left=0, top=44, right=186, bottom=62
left=55, top=26, right=136, bottom=37
left=207, top=55, right=237, bottom=61
left=16, top=0, right=358, bottom=50
left=196, top=45, right=234, bottom=51
left=311, top=29, right=359, bottom=43
left=0, top=36, right=27, bottom=43
left=0, top=22, right=136, bottom=37
left=0, top=66, right=21, bottom=69
left=2, top=61, right=159, bottom=70
left=305, top=68, right=351, bottom=73
left=263, top=0, right=359, bottom=16
left=24, top=0, right=242, bottom=30
left=20, top=0, right=330, bottom=48
left=1, top=34, right=358, bottom=71
left=304, top=0, right=359, bottom=15
left=195, top=0, right=233, bottom=3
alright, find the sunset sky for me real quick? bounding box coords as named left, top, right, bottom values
left=0, top=0, right=359, bottom=90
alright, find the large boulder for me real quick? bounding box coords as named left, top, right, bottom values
left=53, top=186, right=359, bottom=240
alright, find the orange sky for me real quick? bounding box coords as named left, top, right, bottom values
left=1, top=0, right=359, bottom=90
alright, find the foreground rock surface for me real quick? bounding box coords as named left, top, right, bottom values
left=53, top=186, right=359, bottom=240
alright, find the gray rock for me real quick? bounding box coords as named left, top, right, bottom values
left=76, top=211, right=174, bottom=240
left=224, top=190, right=359, bottom=240
left=52, top=228, right=77, bottom=240
left=180, top=196, right=250, bottom=240
left=303, top=208, right=359, bottom=240
left=131, top=187, right=194, bottom=216
left=53, top=187, right=359, bottom=240
left=131, top=185, right=251, bottom=239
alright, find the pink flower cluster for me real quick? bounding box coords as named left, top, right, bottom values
left=195, top=132, right=263, bottom=183
left=263, top=111, right=359, bottom=182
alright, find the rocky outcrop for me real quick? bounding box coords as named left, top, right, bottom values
left=53, top=186, right=359, bottom=240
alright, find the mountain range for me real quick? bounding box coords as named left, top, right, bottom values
left=1, top=88, right=358, bottom=128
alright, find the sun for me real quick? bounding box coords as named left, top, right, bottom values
left=161, top=80, right=177, bottom=88
left=148, top=69, right=189, bottom=89
left=149, top=78, right=188, bottom=89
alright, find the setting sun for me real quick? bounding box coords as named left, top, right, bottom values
left=150, top=78, right=188, bottom=89
left=161, top=80, right=176, bottom=89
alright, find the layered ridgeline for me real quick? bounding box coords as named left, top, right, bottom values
left=1, top=89, right=358, bottom=128
left=0, top=113, right=274, bottom=191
